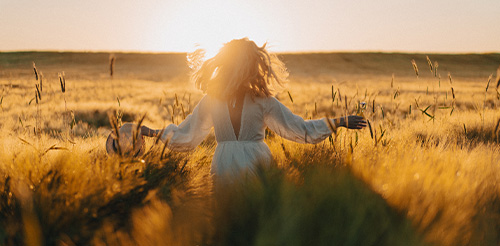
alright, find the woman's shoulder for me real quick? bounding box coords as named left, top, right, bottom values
left=248, top=94, right=275, bottom=105
left=249, top=95, right=283, bottom=114
left=250, top=93, right=280, bottom=102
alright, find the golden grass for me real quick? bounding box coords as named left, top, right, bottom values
left=0, top=51, right=499, bottom=245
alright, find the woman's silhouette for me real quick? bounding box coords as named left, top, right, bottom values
left=108, top=38, right=366, bottom=178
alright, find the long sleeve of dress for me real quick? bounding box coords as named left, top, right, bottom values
left=264, top=97, right=336, bottom=144
left=160, top=95, right=213, bottom=151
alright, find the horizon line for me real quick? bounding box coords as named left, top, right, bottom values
left=1, top=48, right=499, bottom=55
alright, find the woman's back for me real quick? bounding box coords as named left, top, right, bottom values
left=212, top=93, right=266, bottom=143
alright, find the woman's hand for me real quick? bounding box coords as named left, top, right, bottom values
left=335, top=115, right=367, bottom=129
left=140, top=125, right=162, bottom=137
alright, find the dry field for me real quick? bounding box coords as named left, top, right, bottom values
left=0, top=51, right=500, bottom=245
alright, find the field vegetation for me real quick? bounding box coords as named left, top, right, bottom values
left=0, top=51, right=499, bottom=245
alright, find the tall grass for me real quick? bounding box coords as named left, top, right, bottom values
left=0, top=52, right=499, bottom=245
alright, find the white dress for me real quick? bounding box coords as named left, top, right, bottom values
left=161, top=93, right=336, bottom=177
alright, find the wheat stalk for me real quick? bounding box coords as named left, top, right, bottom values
left=160, top=136, right=170, bottom=160
left=448, top=72, right=456, bottom=100
left=181, top=103, right=186, bottom=119
left=109, top=54, right=115, bottom=78
left=496, top=65, right=500, bottom=90
left=391, top=73, right=394, bottom=88
left=331, top=85, right=336, bottom=102
left=344, top=95, right=348, bottom=112
left=434, top=61, right=439, bottom=78
left=372, top=99, right=375, bottom=114
left=132, top=114, right=147, bottom=155
left=287, top=91, right=294, bottom=103
left=35, top=84, right=41, bottom=101
left=367, top=119, right=373, bottom=139
left=39, top=72, right=43, bottom=92
left=108, top=113, right=122, bottom=156
left=426, top=56, right=433, bottom=73
left=59, top=72, right=70, bottom=139
left=493, top=118, right=500, bottom=142
left=483, top=74, right=493, bottom=126
left=486, top=74, right=492, bottom=92
left=34, top=78, right=43, bottom=136
left=58, top=72, right=66, bottom=93
left=43, top=144, right=68, bottom=156
left=32, top=62, right=38, bottom=80
left=154, top=128, right=166, bottom=145
left=411, top=59, right=419, bottom=78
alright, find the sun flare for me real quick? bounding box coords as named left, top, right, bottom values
left=156, top=0, right=270, bottom=56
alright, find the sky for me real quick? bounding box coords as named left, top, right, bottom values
left=1, top=0, right=499, bottom=54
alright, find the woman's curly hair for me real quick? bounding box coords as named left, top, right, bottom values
left=189, top=38, right=288, bottom=100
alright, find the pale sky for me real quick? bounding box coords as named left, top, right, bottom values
left=1, top=0, right=499, bottom=54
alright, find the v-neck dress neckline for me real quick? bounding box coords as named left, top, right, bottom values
left=226, top=93, right=246, bottom=141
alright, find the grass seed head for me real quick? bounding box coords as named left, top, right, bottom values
left=496, top=65, right=500, bottom=89
left=108, top=112, right=122, bottom=156
left=35, top=84, right=41, bottom=101
left=58, top=73, right=66, bottom=93
left=39, top=72, right=43, bottom=92
left=109, top=54, right=115, bottom=77
left=434, top=61, right=439, bottom=77
left=426, top=56, right=433, bottom=73
left=411, top=59, right=419, bottom=78
left=367, top=119, right=373, bottom=139
left=391, top=73, right=394, bottom=88
left=32, top=61, right=38, bottom=80
left=331, top=85, right=335, bottom=102
left=154, top=128, right=166, bottom=145
left=344, top=95, right=348, bottom=112
left=372, top=99, right=375, bottom=113
left=132, top=114, right=146, bottom=153
left=486, top=74, right=492, bottom=92
left=181, top=103, right=186, bottom=119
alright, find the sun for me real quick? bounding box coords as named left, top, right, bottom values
left=154, top=0, right=270, bottom=57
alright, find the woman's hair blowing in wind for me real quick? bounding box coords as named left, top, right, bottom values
left=190, top=38, right=288, bottom=100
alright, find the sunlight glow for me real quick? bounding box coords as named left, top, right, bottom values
left=1, top=0, right=499, bottom=52
left=156, top=0, right=269, bottom=56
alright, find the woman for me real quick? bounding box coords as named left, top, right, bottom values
left=109, top=38, right=366, bottom=178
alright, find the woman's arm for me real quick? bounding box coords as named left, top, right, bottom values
left=159, top=95, right=213, bottom=151
left=264, top=97, right=366, bottom=144
left=138, top=96, right=213, bottom=151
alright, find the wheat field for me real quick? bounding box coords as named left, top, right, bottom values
left=0, top=51, right=500, bottom=246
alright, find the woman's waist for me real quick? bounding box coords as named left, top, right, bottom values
left=217, top=139, right=265, bottom=144
left=214, top=140, right=271, bottom=154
